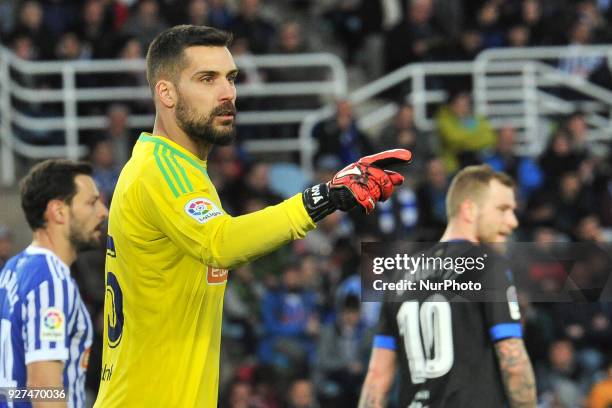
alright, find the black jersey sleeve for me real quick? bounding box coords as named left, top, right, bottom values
left=478, top=247, right=523, bottom=342
left=373, top=301, right=400, bottom=351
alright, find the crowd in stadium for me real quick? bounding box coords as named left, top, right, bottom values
left=1, top=0, right=612, bottom=407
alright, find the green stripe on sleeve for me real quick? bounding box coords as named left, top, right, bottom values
left=153, top=143, right=179, bottom=198
left=171, top=153, right=194, bottom=192
left=161, top=146, right=187, bottom=195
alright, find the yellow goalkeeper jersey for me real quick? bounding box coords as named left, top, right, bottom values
left=94, top=133, right=315, bottom=407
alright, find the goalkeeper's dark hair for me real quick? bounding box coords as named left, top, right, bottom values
left=446, top=164, right=515, bottom=219
left=146, top=25, right=232, bottom=93
left=20, top=159, right=93, bottom=230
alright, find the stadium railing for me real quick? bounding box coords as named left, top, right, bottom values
left=0, top=45, right=347, bottom=185
left=2, top=44, right=612, bottom=184
left=299, top=45, right=612, bottom=176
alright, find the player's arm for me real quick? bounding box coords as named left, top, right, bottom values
left=27, top=361, right=66, bottom=408
left=358, top=348, right=397, bottom=408
left=141, top=150, right=411, bottom=269
left=494, top=337, right=537, bottom=408
left=21, top=276, right=70, bottom=408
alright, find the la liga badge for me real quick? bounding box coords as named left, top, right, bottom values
left=40, top=307, right=65, bottom=342
left=184, top=198, right=223, bottom=224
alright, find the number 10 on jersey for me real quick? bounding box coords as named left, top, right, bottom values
left=396, top=294, right=454, bottom=384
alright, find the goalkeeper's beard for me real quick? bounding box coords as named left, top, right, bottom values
left=175, top=95, right=236, bottom=146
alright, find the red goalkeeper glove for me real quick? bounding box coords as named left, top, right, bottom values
left=303, top=149, right=412, bottom=222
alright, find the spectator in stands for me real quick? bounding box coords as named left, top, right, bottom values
left=587, top=360, right=612, bottom=408
left=90, top=140, right=120, bottom=205
left=0, top=226, right=13, bottom=269
left=575, top=214, right=607, bottom=242
left=595, top=175, right=612, bottom=227
left=208, top=145, right=246, bottom=214
left=575, top=0, right=612, bottom=44
left=285, top=378, right=320, bottom=408
left=208, top=0, right=234, bottom=30
left=111, top=36, right=151, bottom=113
left=538, top=128, right=583, bottom=190
left=378, top=103, right=433, bottom=178
left=77, top=0, right=114, bottom=59
left=384, top=0, right=444, bottom=73
left=514, top=0, right=557, bottom=45
left=506, top=24, right=531, bottom=47
left=315, top=294, right=372, bottom=407
left=123, top=0, right=168, bottom=51
left=267, top=20, right=323, bottom=137
left=54, top=31, right=85, bottom=60
left=224, top=264, right=264, bottom=356
left=416, top=157, right=448, bottom=240
left=259, top=264, right=319, bottom=370
left=518, top=291, right=556, bottom=365
left=376, top=184, right=418, bottom=239
left=435, top=90, right=496, bottom=173
left=559, top=19, right=604, bottom=79
left=321, top=0, right=370, bottom=65
left=304, top=207, right=350, bottom=256
left=9, top=33, right=64, bottom=145
left=313, top=99, right=374, bottom=166
left=41, top=0, right=78, bottom=37
left=553, top=172, right=594, bottom=235
left=565, top=112, right=596, bottom=158
left=98, top=103, right=133, bottom=167
left=251, top=365, right=282, bottom=408
left=476, top=1, right=505, bottom=48
left=230, top=0, right=276, bottom=54
left=156, top=0, right=184, bottom=27
left=0, top=0, right=16, bottom=35
left=224, top=162, right=283, bottom=215
left=221, top=380, right=255, bottom=408
left=483, top=126, right=543, bottom=200
left=186, top=0, right=210, bottom=27
left=550, top=302, right=609, bottom=379
left=537, top=339, right=587, bottom=408
left=8, top=0, right=55, bottom=59
left=445, top=29, right=483, bottom=62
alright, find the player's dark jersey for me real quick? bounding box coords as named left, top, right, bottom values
left=374, top=240, right=522, bottom=408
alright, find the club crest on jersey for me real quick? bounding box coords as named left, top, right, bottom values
left=40, top=307, right=65, bottom=341
left=184, top=198, right=223, bottom=224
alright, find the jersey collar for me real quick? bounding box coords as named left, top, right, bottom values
left=25, top=245, right=71, bottom=277
left=138, top=132, right=208, bottom=171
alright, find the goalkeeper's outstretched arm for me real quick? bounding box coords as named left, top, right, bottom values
left=358, top=348, right=397, bottom=408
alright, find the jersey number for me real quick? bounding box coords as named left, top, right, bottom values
left=396, top=295, right=454, bottom=384
left=105, top=272, right=124, bottom=348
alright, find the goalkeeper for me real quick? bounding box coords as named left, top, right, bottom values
left=94, top=24, right=411, bottom=408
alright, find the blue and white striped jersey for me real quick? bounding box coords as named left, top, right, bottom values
left=0, top=246, right=93, bottom=408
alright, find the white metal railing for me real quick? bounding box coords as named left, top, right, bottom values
left=297, top=45, right=612, bottom=176
left=0, top=45, right=347, bottom=185
left=2, top=44, right=612, bottom=184
left=474, top=45, right=612, bottom=155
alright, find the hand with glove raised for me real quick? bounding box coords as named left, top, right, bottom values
left=302, top=149, right=412, bottom=222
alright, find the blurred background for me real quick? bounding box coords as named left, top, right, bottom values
left=0, top=0, right=612, bottom=407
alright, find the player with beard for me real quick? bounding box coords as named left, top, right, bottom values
left=359, top=165, right=537, bottom=408
left=0, top=160, right=108, bottom=408
left=94, top=25, right=412, bottom=407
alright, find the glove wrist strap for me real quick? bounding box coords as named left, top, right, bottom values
left=302, top=183, right=337, bottom=222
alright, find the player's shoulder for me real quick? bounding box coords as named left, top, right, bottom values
left=128, top=134, right=209, bottom=199
left=7, top=247, right=70, bottom=295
